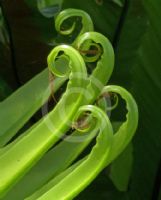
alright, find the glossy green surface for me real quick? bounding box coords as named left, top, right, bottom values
left=0, top=7, right=139, bottom=200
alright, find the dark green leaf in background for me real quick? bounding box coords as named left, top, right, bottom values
left=109, top=143, right=133, bottom=192
left=0, top=5, right=15, bottom=96
left=129, top=0, right=161, bottom=199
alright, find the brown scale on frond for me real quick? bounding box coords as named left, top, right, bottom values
left=48, top=71, right=57, bottom=103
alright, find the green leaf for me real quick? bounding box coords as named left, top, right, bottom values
left=62, top=0, right=124, bottom=42
left=3, top=130, right=95, bottom=199
left=110, top=0, right=147, bottom=89
left=3, top=121, right=120, bottom=200
left=109, top=143, right=133, bottom=191
left=103, top=0, right=147, bottom=194
left=0, top=8, right=9, bottom=45
left=0, top=69, right=66, bottom=147
left=128, top=0, right=161, bottom=199
left=0, top=77, right=12, bottom=101
left=98, top=0, right=161, bottom=199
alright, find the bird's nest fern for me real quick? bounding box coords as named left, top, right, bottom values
left=0, top=9, right=138, bottom=200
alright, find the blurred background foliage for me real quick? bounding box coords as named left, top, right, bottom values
left=0, top=0, right=161, bottom=199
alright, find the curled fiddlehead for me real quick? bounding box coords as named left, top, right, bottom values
left=0, top=8, right=94, bottom=148
left=26, top=105, right=114, bottom=200
left=100, top=85, right=138, bottom=164
left=55, top=8, right=94, bottom=45
left=75, top=31, right=114, bottom=102
left=0, top=6, right=139, bottom=200
left=26, top=86, right=138, bottom=200
left=49, top=8, right=94, bottom=101
left=50, top=31, right=114, bottom=107
left=0, top=31, right=115, bottom=199
left=0, top=45, right=88, bottom=197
